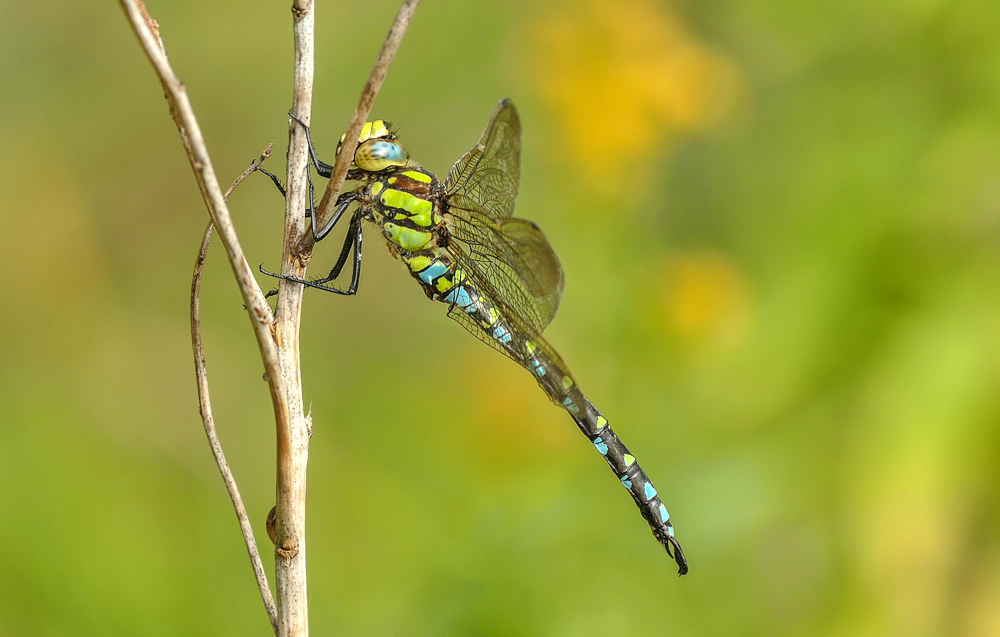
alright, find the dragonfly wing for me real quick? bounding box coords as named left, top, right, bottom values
left=444, top=241, right=571, bottom=389
left=443, top=97, right=567, bottom=383
left=445, top=99, right=520, bottom=220
left=448, top=205, right=564, bottom=333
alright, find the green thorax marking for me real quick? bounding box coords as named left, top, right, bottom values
left=370, top=166, right=445, bottom=255
left=381, top=189, right=435, bottom=226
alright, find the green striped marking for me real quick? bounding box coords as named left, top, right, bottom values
left=403, top=170, right=432, bottom=183
left=383, top=223, right=432, bottom=251
left=381, top=189, right=434, bottom=226
left=406, top=255, right=432, bottom=272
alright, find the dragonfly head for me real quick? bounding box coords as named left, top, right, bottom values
left=337, top=119, right=407, bottom=172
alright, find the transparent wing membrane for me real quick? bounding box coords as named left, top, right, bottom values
left=443, top=245, right=572, bottom=397
left=448, top=210, right=564, bottom=333
left=444, top=99, right=565, bottom=341
left=445, top=99, right=521, bottom=220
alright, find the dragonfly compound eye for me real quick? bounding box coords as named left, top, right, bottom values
left=354, top=139, right=407, bottom=172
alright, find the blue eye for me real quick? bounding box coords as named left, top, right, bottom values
left=355, top=139, right=406, bottom=171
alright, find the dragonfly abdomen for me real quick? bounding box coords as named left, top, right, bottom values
left=525, top=345, right=689, bottom=574
left=571, top=395, right=687, bottom=574
left=432, top=282, right=689, bottom=574
left=404, top=249, right=462, bottom=300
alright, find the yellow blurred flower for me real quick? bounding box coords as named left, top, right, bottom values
left=530, top=0, right=742, bottom=180
left=658, top=251, right=750, bottom=344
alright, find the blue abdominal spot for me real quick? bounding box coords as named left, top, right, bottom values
left=418, top=261, right=449, bottom=285
left=593, top=436, right=609, bottom=455
left=444, top=286, right=475, bottom=310
left=563, top=397, right=580, bottom=415
left=493, top=323, right=512, bottom=344
left=644, top=482, right=657, bottom=500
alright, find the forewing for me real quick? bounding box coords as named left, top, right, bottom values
left=443, top=98, right=566, bottom=369
left=445, top=99, right=521, bottom=219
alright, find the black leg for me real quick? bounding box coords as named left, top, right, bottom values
left=307, top=169, right=316, bottom=219
left=261, top=160, right=362, bottom=226
left=313, top=191, right=359, bottom=241
left=345, top=212, right=363, bottom=293
left=327, top=213, right=360, bottom=281
left=263, top=212, right=357, bottom=300
left=289, top=112, right=334, bottom=178
left=259, top=210, right=364, bottom=296
left=258, top=167, right=286, bottom=198
left=304, top=211, right=363, bottom=292
left=286, top=111, right=372, bottom=241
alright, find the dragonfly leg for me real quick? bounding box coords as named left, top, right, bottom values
left=258, top=167, right=286, bottom=198
left=287, top=112, right=370, bottom=239
left=319, top=211, right=361, bottom=285
left=308, top=169, right=319, bottom=219
left=259, top=161, right=362, bottom=231
left=312, top=189, right=359, bottom=241
left=258, top=165, right=316, bottom=219
left=260, top=210, right=364, bottom=297
left=289, top=111, right=334, bottom=178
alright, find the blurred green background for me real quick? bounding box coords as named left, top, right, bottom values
left=2, top=0, right=1000, bottom=634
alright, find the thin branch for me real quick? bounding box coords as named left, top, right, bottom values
left=119, top=0, right=291, bottom=435
left=305, top=0, right=421, bottom=251
left=271, top=2, right=315, bottom=635
left=191, top=148, right=278, bottom=635
left=121, top=1, right=302, bottom=633
left=223, top=148, right=273, bottom=201
left=124, top=1, right=417, bottom=635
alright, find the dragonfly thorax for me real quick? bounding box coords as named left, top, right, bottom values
left=363, top=167, right=448, bottom=254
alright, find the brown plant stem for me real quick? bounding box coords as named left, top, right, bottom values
left=272, top=1, right=315, bottom=635
left=191, top=146, right=278, bottom=635
left=305, top=0, right=421, bottom=251
left=119, top=0, right=298, bottom=633
left=118, top=0, right=289, bottom=430
left=122, top=0, right=420, bottom=634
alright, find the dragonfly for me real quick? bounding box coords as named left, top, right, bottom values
left=262, top=99, right=688, bottom=575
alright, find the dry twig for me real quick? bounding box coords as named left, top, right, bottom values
left=191, top=147, right=278, bottom=635
left=121, top=0, right=420, bottom=634
left=270, top=2, right=316, bottom=634
left=305, top=0, right=421, bottom=250
left=118, top=0, right=288, bottom=424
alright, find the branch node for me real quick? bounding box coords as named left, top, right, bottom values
left=277, top=545, right=300, bottom=560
